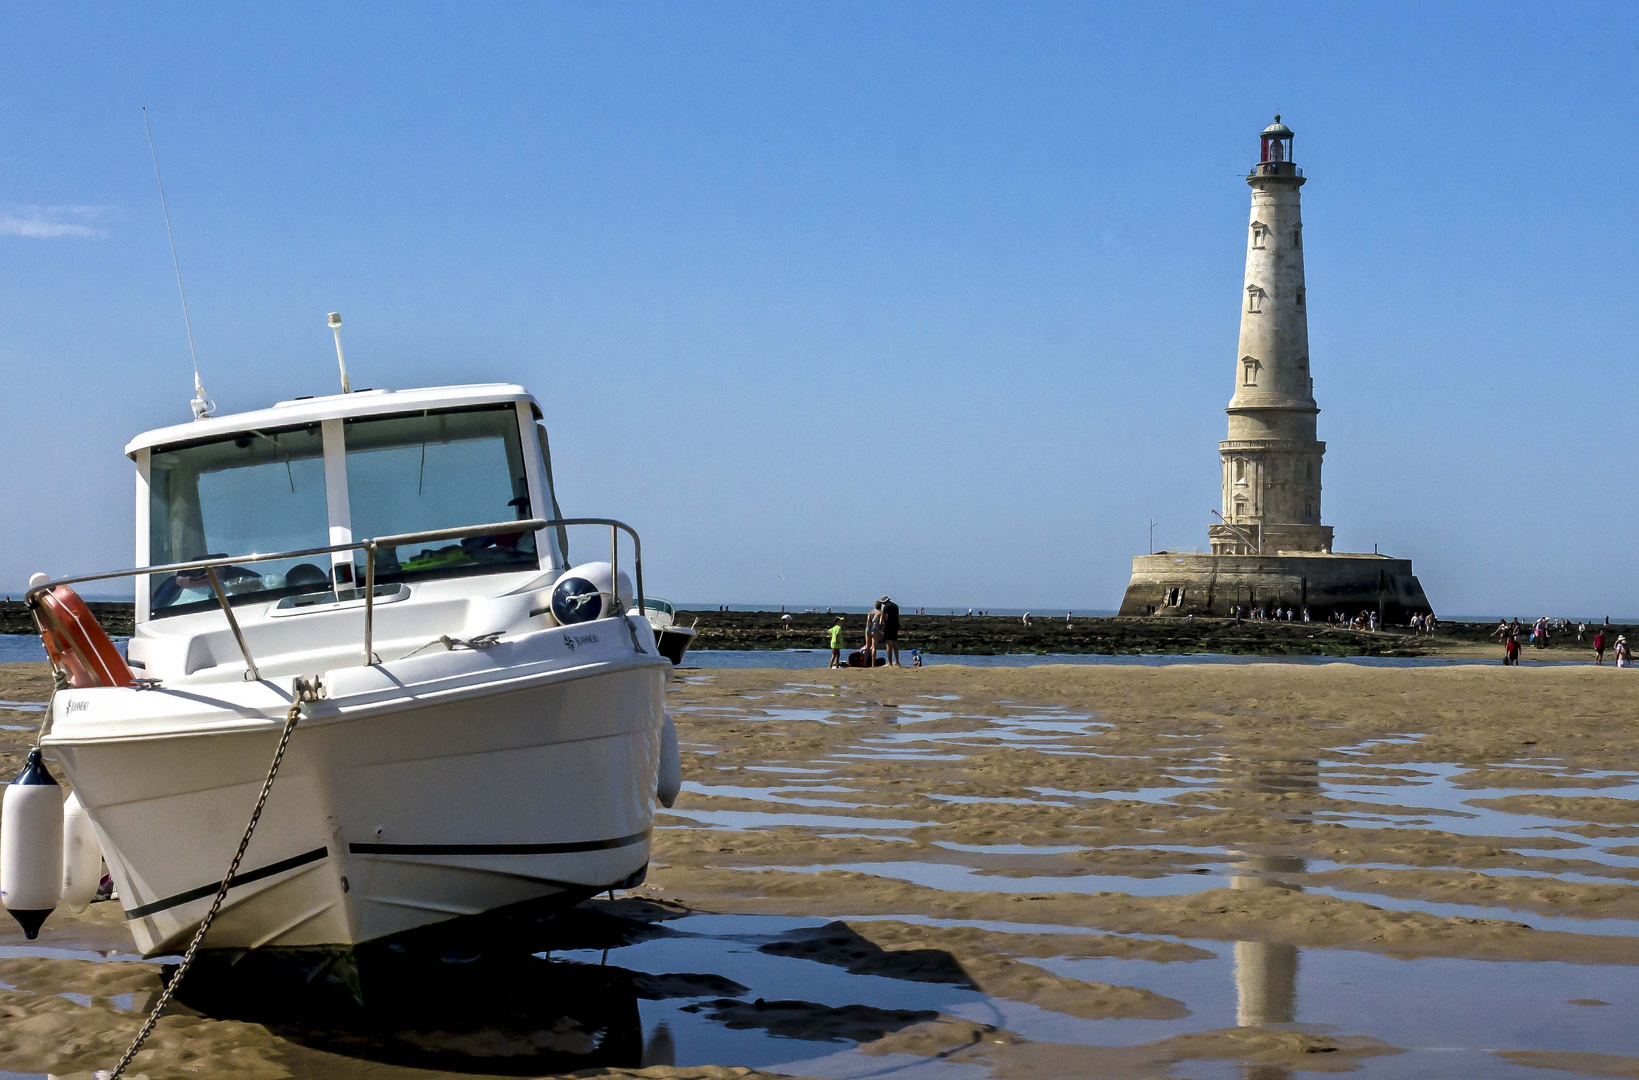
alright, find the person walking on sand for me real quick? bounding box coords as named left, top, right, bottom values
left=1618, top=635, right=1631, bottom=668
left=1594, top=628, right=1607, bottom=665
left=828, top=616, right=845, bottom=668
left=879, top=595, right=901, bottom=667
left=1504, top=632, right=1520, bottom=666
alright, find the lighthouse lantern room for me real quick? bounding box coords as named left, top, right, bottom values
left=1257, top=116, right=1297, bottom=176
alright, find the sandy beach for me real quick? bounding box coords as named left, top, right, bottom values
left=2, top=660, right=1638, bottom=1078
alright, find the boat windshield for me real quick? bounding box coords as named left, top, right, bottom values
left=344, top=405, right=539, bottom=585
left=148, top=424, right=333, bottom=617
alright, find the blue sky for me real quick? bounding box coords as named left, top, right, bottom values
left=2, top=3, right=1635, bottom=615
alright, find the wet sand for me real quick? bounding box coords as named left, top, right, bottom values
left=3, top=661, right=1639, bottom=1077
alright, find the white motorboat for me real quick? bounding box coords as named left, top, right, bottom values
left=26, top=383, right=680, bottom=957
left=628, top=598, right=697, bottom=665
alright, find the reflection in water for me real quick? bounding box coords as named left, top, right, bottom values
left=162, top=900, right=968, bottom=1077
left=167, top=900, right=692, bottom=1075
left=173, top=944, right=649, bottom=1074
left=1225, top=759, right=1318, bottom=1078
left=1232, top=855, right=1304, bottom=1028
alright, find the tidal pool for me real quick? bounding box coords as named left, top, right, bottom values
left=5, top=661, right=1639, bottom=1078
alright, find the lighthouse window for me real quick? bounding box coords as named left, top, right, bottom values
left=1250, top=222, right=1268, bottom=249
left=1234, top=458, right=1247, bottom=483
left=1296, top=289, right=1305, bottom=310
left=1293, top=228, right=1302, bottom=248
left=1246, top=286, right=1265, bottom=314
left=1242, top=358, right=1258, bottom=386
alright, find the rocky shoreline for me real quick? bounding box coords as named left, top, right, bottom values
left=679, top=610, right=1624, bottom=658
left=0, top=601, right=1617, bottom=660
left=0, top=600, right=133, bottom=638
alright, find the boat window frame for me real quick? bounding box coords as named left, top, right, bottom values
left=336, top=402, right=553, bottom=587
left=139, top=420, right=338, bottom=622
left=133, top=395, right=563, bottom=626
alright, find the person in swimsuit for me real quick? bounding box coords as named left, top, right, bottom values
left=879, top=596, right=901, bottom=666
left=865, top=603, right=882, bottom=665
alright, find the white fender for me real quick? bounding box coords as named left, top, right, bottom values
left=1, top=750, right=63, bottom=938
left=657, top=713, right=681, bottom=809
left=548, top=562, right=633, bottom=625
left=60, top=791, right=101, bottom=915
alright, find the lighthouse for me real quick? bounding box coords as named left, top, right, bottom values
left=1119, top=116, right=1433, bottom=622
left=1211, top=116, right=1331, bottom=557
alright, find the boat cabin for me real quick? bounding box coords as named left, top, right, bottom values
left=123, top=384, right=572, bottom=683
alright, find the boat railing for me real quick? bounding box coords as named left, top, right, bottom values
left=24, top=517, right=645, bottom=681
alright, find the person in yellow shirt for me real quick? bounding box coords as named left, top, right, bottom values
left=827, top=617, right=845, bottom=668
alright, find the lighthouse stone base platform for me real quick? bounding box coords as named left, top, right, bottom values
left=1119, top=551, right=1433, bottom=623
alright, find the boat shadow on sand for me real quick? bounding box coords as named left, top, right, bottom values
left=166, top=895, right=977, bottom=1075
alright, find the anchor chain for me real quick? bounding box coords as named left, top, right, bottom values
left=106, top=678, right=319, bottom=1079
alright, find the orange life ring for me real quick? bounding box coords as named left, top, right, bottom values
left=32, top=586, right=133, bottom=689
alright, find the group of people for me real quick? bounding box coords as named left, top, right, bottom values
left=1232, top=605, right=1309, bottom=623
left=1590, top=626, right=1629, bottom=667
left=1495, top=616, right=1629, bottom=666
left=828, top=596, right=916, bottom=668
left=1408, top=612, right=1438, bottom=634
left=1333, top=610, right=1379, bottom=631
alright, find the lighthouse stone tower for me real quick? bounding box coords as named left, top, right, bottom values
left=1210, top=117, right=1332, bottom=557
left=1119, top=117, right=1432, bottom=622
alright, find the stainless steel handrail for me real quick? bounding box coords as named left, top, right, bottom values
left=359, top=517, right=645, bottom=666
left=25, top=516, right=645, bottom=679
left=204, top=566, right=260, bottom=681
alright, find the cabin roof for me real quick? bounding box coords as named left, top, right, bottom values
left=124, top=383, right=536, bottom=457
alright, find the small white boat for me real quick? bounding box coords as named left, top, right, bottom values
left=27, top=383, right=679, bottom=957
left=629, top=598, right=696, bottom=665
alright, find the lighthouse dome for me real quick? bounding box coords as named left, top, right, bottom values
left=1261, top=115, right=1293, bottom=137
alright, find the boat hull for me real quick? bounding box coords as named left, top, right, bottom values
left=654, top=626, right=697, bottom=666
left=47, top=636, right=667, bottom=956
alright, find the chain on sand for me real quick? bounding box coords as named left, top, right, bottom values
left=105, top=700, right=304, bottom=1080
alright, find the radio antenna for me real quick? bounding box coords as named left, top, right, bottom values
left=328, top=312, right=351, bottom=393
left=142, top=107, right=214, bottom=420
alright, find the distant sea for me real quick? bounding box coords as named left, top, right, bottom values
left=0, top=636, right=1506, bottom=670
left=679, top=604, right=1120, bottom=617
left=1, top=636, right=49, bottom=663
